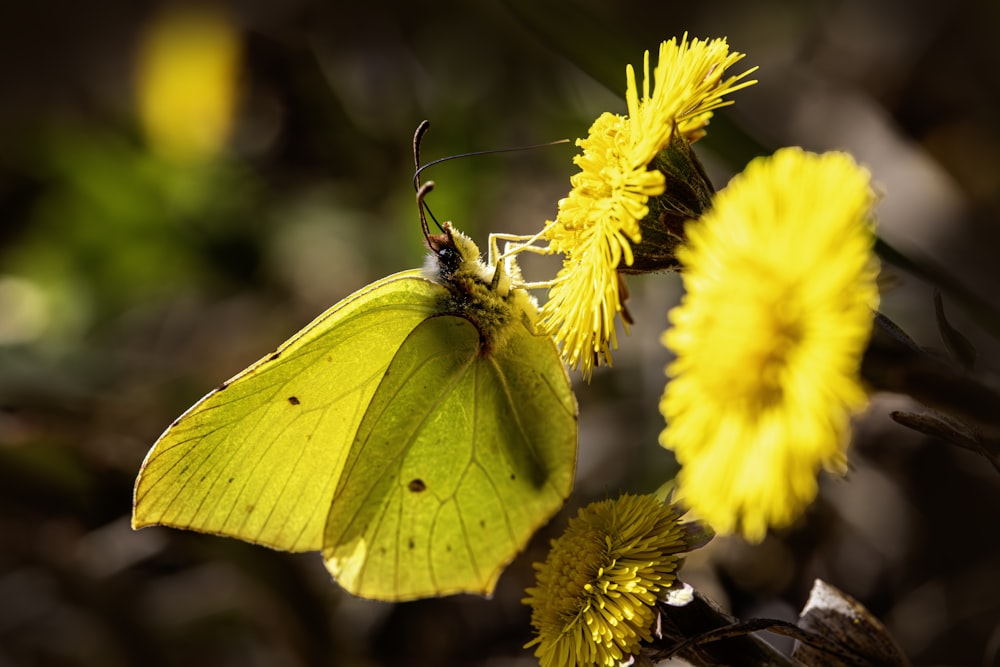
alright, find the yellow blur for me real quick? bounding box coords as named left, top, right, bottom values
left=136, top=4, right=242, bottom=162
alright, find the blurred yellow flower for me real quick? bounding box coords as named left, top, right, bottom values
left=523, top=494, right=690, bottom=667
left=136, top=4, right=242, bottom=163
left=539, top=35, right=756, bottom=377
left=659, top=147, right=880, bottom=541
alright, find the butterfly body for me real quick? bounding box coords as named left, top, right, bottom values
left=133, top=222, right=577, bottom=600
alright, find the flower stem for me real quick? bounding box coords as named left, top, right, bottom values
left=645, top=588, right=799, bottom=666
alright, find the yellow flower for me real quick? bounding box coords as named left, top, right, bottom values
left=136, top=4, right=242, bottom=163
left=659, top=147, right=880, bottom=541
left=539, top=35, right=756, bottom=377
left=523, top=494, right=691, bottom=667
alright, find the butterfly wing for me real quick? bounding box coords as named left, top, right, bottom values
left=132, top=270, right=445, bottom=552
left=323, top=312, right=577, bottom=600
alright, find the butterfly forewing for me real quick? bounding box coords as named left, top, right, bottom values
left=132, top=271, right=444, bottom=552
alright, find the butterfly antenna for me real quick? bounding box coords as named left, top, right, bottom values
left=413, top=120, right=445, bottom=237
left=411, top=119, right=570, bottom=241
left=413, top=119, right=430, bottom=188
left=416, top=181, right=436, bottom=243
left=414, top=139, right=571, bottom=181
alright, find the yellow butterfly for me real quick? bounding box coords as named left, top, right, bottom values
left=133, top=123, right=578, bottom=601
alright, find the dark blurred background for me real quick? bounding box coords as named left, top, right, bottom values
left=1, top=1, right=999, bottom=665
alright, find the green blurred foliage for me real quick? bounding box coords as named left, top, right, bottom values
left=0, top=0, right=998, bottom=666
left=7, top=126, right=258, bottom=332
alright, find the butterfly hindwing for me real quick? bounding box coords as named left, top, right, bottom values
left=324, top=312, right=576, bottom=600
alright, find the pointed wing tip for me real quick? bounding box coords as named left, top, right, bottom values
left=130, top=510, right=157, bottom=531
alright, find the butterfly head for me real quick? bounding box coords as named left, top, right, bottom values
left=424, top=223, right=467, bottom=279
left=422, top=221, right=495, bottom=288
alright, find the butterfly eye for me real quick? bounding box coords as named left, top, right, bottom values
left=437, top=246, right=463, bottom=276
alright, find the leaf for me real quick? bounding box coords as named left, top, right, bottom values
left=863, top=312, right=1000, bottom=436
left=934, top=290, right=977, bottom=370
left=891, top=410, right=1000, bottom=475
left=793, top=579, right=909, bottom=667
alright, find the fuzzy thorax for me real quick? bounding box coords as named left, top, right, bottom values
left=422, top=222, right=538, bottom=356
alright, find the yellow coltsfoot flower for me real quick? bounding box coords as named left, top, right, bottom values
left=136, top=4, right=242, bottom=163
left=539, top=35, right=756, bottom=377
left=523, top=494, right=706, bottom=667
left=659, top=147, right=880, bottom=541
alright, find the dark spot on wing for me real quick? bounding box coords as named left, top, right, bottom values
left=479, top=519, right=486, bottom=529
left=228, top=477, right=234, bottom=484
left=509, top=473, right=516, bottom=481
left=408, top=538, right=415, bottom=550
left=216, top=382, right=229, bottom=392
left=269, top=351, right=281, bottom=361
left=287, top=396, right=300, bottom=405
left=244, top=504, right=255, bottom=513
left=408, top=479, right=427, bottom=493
